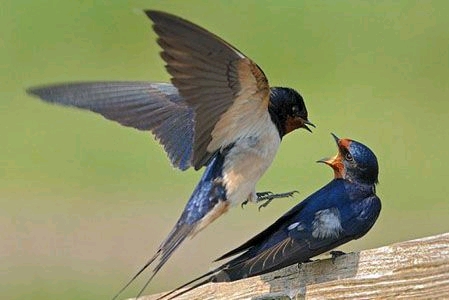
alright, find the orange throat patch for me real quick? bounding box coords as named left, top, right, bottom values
left=326, top=154, right=345, bottom=179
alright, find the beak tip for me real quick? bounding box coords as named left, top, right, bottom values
left=305, top=120, right=315, bottom=127
left=331, top=132, right=339, bottom=143
left=316, top=158, right=327, bottom=164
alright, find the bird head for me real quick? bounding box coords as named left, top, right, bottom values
left=318, top=133, right=379, bottom=184
left=268, top=87, right=315, bottom=137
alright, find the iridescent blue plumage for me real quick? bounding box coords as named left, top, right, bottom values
left=180, top=152, right=228, bottom=225
left=212, top=179, right=380, bottom=281
left=161, top=135, right=381, bottom=299
left=347, top=140, right=379, bottom=184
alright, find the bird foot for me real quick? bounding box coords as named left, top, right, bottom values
left=241, top=199, right=249, bottom=208
left=330, top=250, right=346, bottom=262
left=256, top=190, right=299, bottom=211
left=297, top=258, right=316, bottom=269
left=241, top=192, right=276, bottom=208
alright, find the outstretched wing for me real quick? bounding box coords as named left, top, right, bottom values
left=146, top=10, right=270, bottom=169
left=27, top=82, right=194, bottom=170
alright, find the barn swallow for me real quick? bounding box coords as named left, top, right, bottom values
left=26, top=10, right=314, bottom=298
left=161, top=134, right=381, bottom=300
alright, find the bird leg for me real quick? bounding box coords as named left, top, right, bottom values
left=256, top=190, right=299, bottom=210
left=241, top=191, right=298, bottom=209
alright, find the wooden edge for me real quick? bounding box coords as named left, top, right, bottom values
left=141, top=232, right=449, bottom=299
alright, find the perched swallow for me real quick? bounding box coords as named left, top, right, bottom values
left=27, top=10, right=314, bottom=298
left=161, top=134, right=381, bottom=300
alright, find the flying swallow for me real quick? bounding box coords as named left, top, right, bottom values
left=27, top=10, right=314, bottom=297
left=161, top=134, right=381, bottom=300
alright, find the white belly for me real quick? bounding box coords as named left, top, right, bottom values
left=222, top=120, right=281, bottom=207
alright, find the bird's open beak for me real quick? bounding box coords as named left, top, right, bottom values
left=331, top=132, right=352, bottom=153
left=317, top=133, right=340, bottom=163
left=331, top=132, right=340, bottom=144
left=317, top=154, right=344, bottom=178
left=316, top=133, right=344, bottom=178
left=302, top=119, right=315, bottom=133
left=316, top=154, right=338, bottom=166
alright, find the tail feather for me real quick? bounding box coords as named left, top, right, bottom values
left=156, top=224, right=195, bottom=274
left=157, top=265, right=229, bottom=300
left=111, top=224, right=195, bottom=300
left=113, top=152, right=227, bottom=298
left=163, top=278, right=213, bottom=300
left=112, top=251, right=161, bottom=300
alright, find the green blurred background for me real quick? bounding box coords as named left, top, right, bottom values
left=2, top=0, right=449, bottom=299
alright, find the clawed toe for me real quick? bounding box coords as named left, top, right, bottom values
left=241, top=200, right=249, bottom=209
left=258, top=199, right=273, bottom=211
left=330, top=250, right=346, bottom=261
left=256, top=190, right=299, bottom=210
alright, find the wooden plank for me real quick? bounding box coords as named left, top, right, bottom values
left=142, top=232, right=449, bottom=299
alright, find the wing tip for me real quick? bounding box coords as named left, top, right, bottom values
left=25, top=86, right=55, bottom=103
left=143, top=9, right=174, bottom=22
left=213, top=247, right=243, bottom=262
left=26, top=86, right=41, bottom=97
left=26, top=83, right=72, bottom=101
left=143, top=9, right=156, bottom=19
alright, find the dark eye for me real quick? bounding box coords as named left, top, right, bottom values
left=345, top=152, right=354, bottom=161
left=292, top=105, right=299, bottom=115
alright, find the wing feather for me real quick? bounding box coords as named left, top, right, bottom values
left=146, top=10, right=270, bottom=169
left=27, top=81, right=194, bottom=170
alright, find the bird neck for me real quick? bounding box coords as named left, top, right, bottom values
left=343, top=179, right=377, bottom=200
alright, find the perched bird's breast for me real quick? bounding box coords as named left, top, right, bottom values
left=222, top=118, right=281, bottom=207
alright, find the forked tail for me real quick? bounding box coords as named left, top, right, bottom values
left=113, top=153, right=227, bottom=299
left=156, top=265, right=231, bottom=300
left=112, top=223, right=195, bottom=300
